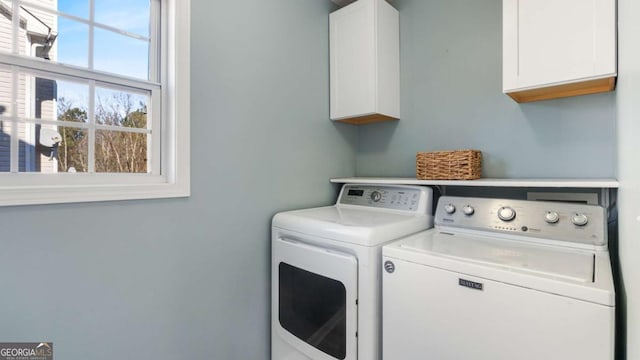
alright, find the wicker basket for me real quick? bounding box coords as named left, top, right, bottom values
left=416, top=150, right=482, bottom=180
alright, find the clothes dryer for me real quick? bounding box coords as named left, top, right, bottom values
left=272, top=184, right=434, bottom=360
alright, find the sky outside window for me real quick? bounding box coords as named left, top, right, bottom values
left=56, top=17, right=89, bottom=68
left=54, top=0, right=151, bottom=79
left=95, top=0, right=150, bottom=37
left=58, top=0, right=88, bottom=19
left=53, top=0, right=152, bottom=110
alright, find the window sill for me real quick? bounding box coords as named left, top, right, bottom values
left=0, top=180, right=190, bottom=206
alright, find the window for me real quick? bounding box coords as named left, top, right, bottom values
left=0, top=0, right=190, bottom=205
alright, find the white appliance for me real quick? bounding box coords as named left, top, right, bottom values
left=383, top=196, right=615, bottom=360
left=272, top=184, right=434, bottom=360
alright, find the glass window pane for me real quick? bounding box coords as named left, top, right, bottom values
left=18, top=122, right=39, bottom=172
left=0, top=0, right=15, bottom=53
left=18, top=123, right=86, bottom=173
left=95, top=87, right=149, bottom=129
left=57, top=81, right=90, bottom=120
left=95, top=130, right=148, bottom=173
left=0, top=121, right=10, bottom=172
left=21, top=72, right=89, bottom=122
left=19, top=4, right=57, bottom=55
left=56, top=126, right=88, bottom=172
left=94, top=28, right=149, bottom=79
left=17, top=123, right=52, bottom=174
left=57, top=0, right=89, bottom=19
left=95, top=0, right=150, bottom=37
left=34, top=77, right=56, bottom=120
left=279, top=262, right=347, bottom=360
left=56, top=17, right=89, bottom=67
left=0, top=67, right=12, bottom=116
left=19, top=5, right=89, bottom=67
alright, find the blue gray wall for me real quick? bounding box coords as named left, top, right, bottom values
left=0, top=0, right=355, bottom=359
left=356, top=0, right=617, bottom=179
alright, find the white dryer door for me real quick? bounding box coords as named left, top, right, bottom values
left=274, top=237, right=358, bottom=360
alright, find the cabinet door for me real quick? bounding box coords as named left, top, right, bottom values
left=503, top=0, right=616, bottom=92
left=330, top=0, right=376, bottom=120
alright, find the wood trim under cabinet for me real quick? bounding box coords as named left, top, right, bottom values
left=506, top=76, right=616, bottom=103
left=331, top=0, right=394, bottom=8
left=334, top=113, right=399, bottom=125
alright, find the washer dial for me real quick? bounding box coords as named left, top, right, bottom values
left=462, top=205, right=475, bottom=216
left=571, top=213, right=589, bottom=226
left=544, top=211, right=560, bottom=224
left=498, top=206, right=516, bottom=221
left=444, top=204, right=456, bottom=214
left=370, top=191, right=382, bottom=202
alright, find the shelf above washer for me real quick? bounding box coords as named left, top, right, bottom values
left=330, top=177, right=619, bottom=188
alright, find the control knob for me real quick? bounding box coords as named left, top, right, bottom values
left=544, top=211, right=560, bottom=224
left=571, top=213, right=589, bottom=226
left=444, top=203, right=456, bottom=214
left=497, top=206, right=516, bottom=221
left=370, top=191, right=382, bottom=202
left=462, top=205, right=475, bottom=216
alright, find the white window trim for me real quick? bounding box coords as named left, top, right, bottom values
left=0, top=0, right=190, bottom=206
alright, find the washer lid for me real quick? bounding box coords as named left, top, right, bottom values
left=403, top=231, right=594, bottom=283
left=384, top=230, right=615, bottom=306
left=272, top=206, right=433, bottom=246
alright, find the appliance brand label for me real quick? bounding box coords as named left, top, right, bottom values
left=459, top=278, right=483, bottom=291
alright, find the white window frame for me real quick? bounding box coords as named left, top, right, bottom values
left=0, top=0, right=190, bottom=206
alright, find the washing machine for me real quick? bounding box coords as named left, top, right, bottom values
left=382, top=196, right=615, bottom=360
left=272, top=184, right=434, bottom=360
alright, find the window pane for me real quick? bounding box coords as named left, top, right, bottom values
left=56, top=126, right=88, bottom=172
left=0, top=67, right=12, bottom=116
left=18, top=123, right=86, bottom=173
left=95, top=0, right=150, bottom=37
left=56, top=17, right=89, bottom=67
left=94, top=28, right=149, bottom=79
left=0, top=121, right=10, bottom=172
left=95, top=130, right=148, bottom=173
left=58, top=0, right=89, bottom=19
left=18, top=123, right=56, bottom=173
left=0, top=0, right=14, bottom=53
left=21, top=72, right=89, bottom=122
left=19, top=3, right=57, bottom=56
left=95, top=87, right=149, bottom=129
left=57, top=81, right=89, bottom=121
left=19, top=4, right=89, bottom=67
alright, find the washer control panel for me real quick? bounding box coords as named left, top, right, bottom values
left=435, top=196, right=607, bottom=247
left=338, top=184, right=432, bottom=214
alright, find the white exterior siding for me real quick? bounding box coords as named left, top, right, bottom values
left=0, top=0, right=58, bottom=173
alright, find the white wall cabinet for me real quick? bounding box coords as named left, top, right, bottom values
left=503, top=0, right=617, bottom=103
left=330, top=0, right=399, bottom=124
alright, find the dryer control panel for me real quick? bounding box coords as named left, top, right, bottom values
left=338, top=184, right=433, bottom=214
left=435, top=196, right=607, bottom=249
